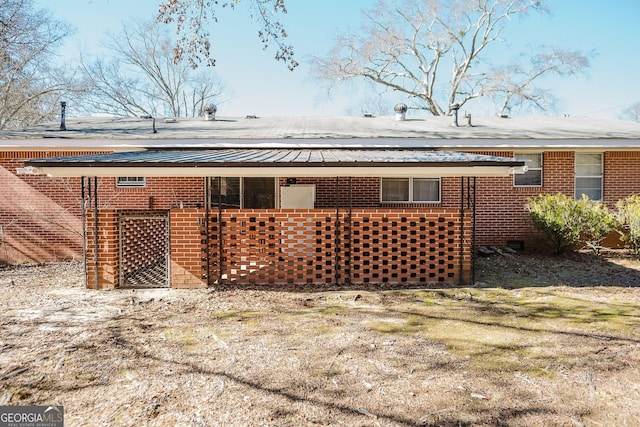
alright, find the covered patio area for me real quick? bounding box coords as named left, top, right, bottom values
left=25, top=148, right=525, bottom=289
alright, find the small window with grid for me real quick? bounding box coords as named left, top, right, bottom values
left=116, top=177, right=146, bottom=188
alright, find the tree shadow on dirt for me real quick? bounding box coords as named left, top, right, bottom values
left=474, top=250, right=640, bottom=288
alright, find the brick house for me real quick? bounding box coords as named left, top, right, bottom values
left=1, top=115, right=639, bottom=288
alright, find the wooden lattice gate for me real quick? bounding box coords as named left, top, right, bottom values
left=119, top=212, right=170, bottom=288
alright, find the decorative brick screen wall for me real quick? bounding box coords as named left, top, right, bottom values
left=85, top=207, right=471, bottom=289
left=202, top=208, right=472, bottom=288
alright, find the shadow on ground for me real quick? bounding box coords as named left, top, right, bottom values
left=475, top=250, right=640, bottom=288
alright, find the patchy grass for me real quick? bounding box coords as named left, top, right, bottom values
left=0, top=258, right=639, bottom=426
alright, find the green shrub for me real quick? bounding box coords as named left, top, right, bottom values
left=527, top=194, right=584, bottom=254
left=527, top=194, right=616, bottom=255
left=576, top=196, right=617, bottom=255
left=616, top=195, right=640, bottom=255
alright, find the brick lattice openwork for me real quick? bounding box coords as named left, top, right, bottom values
left=203, top=209, right=470, bottom=286
left=348, top=212, right=461, bottom=284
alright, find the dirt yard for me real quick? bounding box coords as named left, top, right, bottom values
left=1, top=251, right=639, bottom=426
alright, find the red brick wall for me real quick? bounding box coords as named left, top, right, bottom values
left=170, top=209, right=207, bottom=288
left=0, top=150, right=205, bottom=264
left=604, top=152, right=640, bottom=207
left=96, top=177, right=204, bottom=210
left=85, top=209, right=119, bottom=290
left=1, top=152, right=94, bottom=264
left=282, top=177, right=381, bottom=208
left=202, top=208, right=471, bottom=287
left=471, top=151, right=576, bottom=249
left=88, top=207, right=471, bottom=289
left=5, top=148, right=640, bottom=267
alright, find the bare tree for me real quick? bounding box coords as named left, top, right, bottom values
left=78, top=19, right=227, bottom=118
left=157, top=0, right=297, bottom=70
left=487, top=48, right=590, bottom=116
left=311, top=0, right=589, bottom=117
left=621, top=103, right=640, bottom=122
left=0, top=0, right=74, bottom=129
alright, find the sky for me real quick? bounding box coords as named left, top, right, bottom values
left=35, top=0, right=640, bottom=119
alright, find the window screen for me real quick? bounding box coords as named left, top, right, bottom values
left=575, top=153, right=603, bottom=200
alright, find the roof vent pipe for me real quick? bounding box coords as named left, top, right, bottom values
left=394, top=103, right=408, bottom=121
left=449, top=103, right=460, bottom=127
left=203, top=103, right=217, bottom=121
left=60, top=101, right=67, bottom=131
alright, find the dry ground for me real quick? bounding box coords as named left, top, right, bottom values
left=1, top=251, right=639, bottom=426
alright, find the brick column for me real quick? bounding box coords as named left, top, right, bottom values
left=170, top=208, right=207, bottom=288
left=86, top=209, right=119, bottom=289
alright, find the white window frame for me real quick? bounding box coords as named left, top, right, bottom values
left=116, top=177, right=146, bottom=188
left=575, top=153, right=603, bottom=201
left=380, top=177, right=441, bottom=203
left=514, top=153, right=543, bottom=187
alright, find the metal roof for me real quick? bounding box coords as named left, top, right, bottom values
left=24, top=148, right=526, bottom=178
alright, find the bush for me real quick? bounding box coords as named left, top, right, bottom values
left=527, top=194, right=616, bottom=255
left=616, top=195, right=640, bottom=255
left=577, top=196, right=617, bottom=255
left=527, top=194, right=584, bottom=254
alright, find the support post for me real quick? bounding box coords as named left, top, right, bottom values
left=204, top=177, right=210, bottom=286
left=334, top=177, right=341, bottom=284
left=81, top=177, right=88, bottom=287
left=471, top=177, right=477, bottom=285
left=346, top=177, right=353, bottom=284
left=459, top=177, right=465, bottom=285
left=218, top=177, right=223, bottom=284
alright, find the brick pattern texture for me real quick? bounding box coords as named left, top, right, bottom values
left=203, top=208, right=471, bottom=287
left=1, top=150, right=203, bottom=264
left=5, top=148, right=640, bottom=274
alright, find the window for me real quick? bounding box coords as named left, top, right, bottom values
left=209, top=177, right=241, bottom=207
left=381, top=178, right=440, bottom=203
left=116, top=177, right=146, bottom=188
left=575, top=153, right=603, bottom=200
left=514, top=153, right=542, bottom=187
left=208, top=177, right=276, bottom=208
